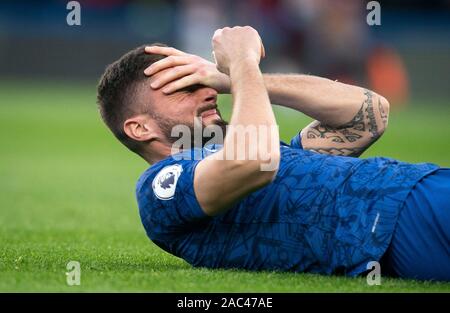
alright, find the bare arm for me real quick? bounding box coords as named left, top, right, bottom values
left=144, top=49, right=389, bottom=158
left=263, top=74, right=390, bottom=157
left=193, top=27, right=280, bottom=216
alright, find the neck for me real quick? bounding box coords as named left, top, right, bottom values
left=142, top=141, right=172, bottom=165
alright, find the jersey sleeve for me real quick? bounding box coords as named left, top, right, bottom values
left=137, top=159, right=210, bottom=243
left=290, top=131, right=304, bottom=150
left=172, top=160, right=209, bottom=222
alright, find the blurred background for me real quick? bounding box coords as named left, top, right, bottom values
left=1, top=0, right=450, bottom=102
left=1, top=0, right=450, bottom=291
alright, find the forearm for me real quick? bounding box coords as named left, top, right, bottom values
left=263, top=74, right=386, bottom=127
left=223, top=59, right=280, bottom=161
left=230, top=61, right=275, bottom=127
left=195, top=60, right=280, bottom=215
left=194, top=26, right=280, bottom=216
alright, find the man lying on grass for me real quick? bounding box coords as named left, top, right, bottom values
left=97, top=26, right=449, bottom=281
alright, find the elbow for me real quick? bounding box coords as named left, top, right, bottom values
left=379, top=95, right=390, bottom=116
left=378, top=95, right=390, bottom=134
left=257, top=150, right=280, bottom=184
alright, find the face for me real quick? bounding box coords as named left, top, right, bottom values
left=144, top=69, right=227, bottom=146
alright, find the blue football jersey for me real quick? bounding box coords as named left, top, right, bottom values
left=136, top=134, right=439, bottom=276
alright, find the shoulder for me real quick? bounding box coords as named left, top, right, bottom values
left=136, top=153, right=211, bottom=244
left=136, top=156, right=199, bottom=202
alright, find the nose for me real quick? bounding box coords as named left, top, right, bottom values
left=199, top=87, right=218, bottom=104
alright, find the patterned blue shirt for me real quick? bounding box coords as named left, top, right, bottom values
left=136, top=134, right=439, bottom=276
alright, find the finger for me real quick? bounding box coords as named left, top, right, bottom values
left=144, top=46, right=185, bottom=56
left=162, top=75, right=199, bottom=94
left=151, top=64, right=197, bottom=89
left=144, top=55, right=192, bottom=76
left=212, top=28, right=223, bottom=39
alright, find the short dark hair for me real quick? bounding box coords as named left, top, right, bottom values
left=96, top=43, right=167, bottom=155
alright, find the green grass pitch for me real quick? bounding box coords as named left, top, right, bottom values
left=0, top=80, right=449, bottom=292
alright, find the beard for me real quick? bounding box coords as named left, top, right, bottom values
left=154, top=109, right=228, bottom=149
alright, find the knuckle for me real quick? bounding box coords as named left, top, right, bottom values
left=191, top=55, right=201, bottom=63
left=167, top=56, right=176, bottom=64
left=198, top=68, right=207, bottom=77
left=172, top=82, right=181, bottom=90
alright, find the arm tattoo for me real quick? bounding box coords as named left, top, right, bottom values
left=378, top=98, right=388, bottom=128
left=306, top=124, right=345, bottom=143
left=340, top=128, right=362, bottom=142
left=306, top=92, right=371, bottom=144
left=309, top=147, right=364, bottom=157
left=304, top=89, right=385, bottom=157
left=306, top=103, right=365, bottom=144
left=364, top=90, right=379, bottom=139
left=308, top=89, right=378, bottom=139
left=336, top=104, right=365, bottom=131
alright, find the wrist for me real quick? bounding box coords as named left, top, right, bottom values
left=229, top=59, right=265, bottom=98
left=215, top=72, right=231, bottom=94
left=229, top=57, right=260, bottom=80
left=204, top=69, right=230, bottom=93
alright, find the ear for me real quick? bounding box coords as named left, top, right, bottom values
left=123, top=115, right=159, bottom=142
